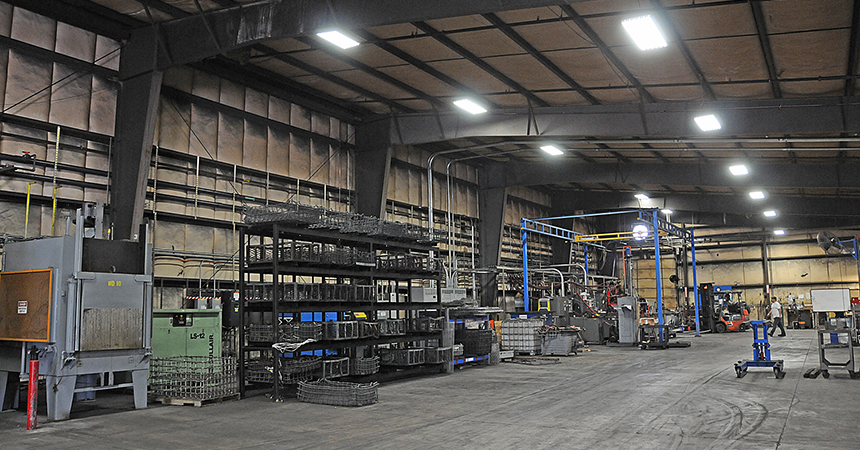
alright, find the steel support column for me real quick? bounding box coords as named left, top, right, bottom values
left=111, top=37, right=163, bottom=239
left=354, top=117, right=392, bottom=218
left=762, top=237, right=771, bottom=303
left=478, top=163, right=507, bottom=308
left=691, top=230, right=700, bottom=337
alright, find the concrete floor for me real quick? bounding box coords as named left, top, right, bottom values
left=2, top=329, right=859, bottom=449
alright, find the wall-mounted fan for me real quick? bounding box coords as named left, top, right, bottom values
left=817, top=231, right=851, bottom=256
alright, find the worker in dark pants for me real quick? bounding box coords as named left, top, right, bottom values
left=767, top=296, right=786, bottom=337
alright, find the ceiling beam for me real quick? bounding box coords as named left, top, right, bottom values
left=549, top=190, right=860, bottom=229
left=651, top=0, right=715, bottom=100
left=5, top=0, right=136, bottom=40
left=353, top=30, right=500, bottom=109
left=249, top=44, right=415, bottom=113
left=496, top=160, right=860, bottom=190
left=120, top=0, right=592, bottom=78
left=559, top=4, right=655, bottom=103
left=750, top=1, right=782, bottom=98
left=411, top=21, right=550, bottom=107
left=390, top=95, right=860, bottom=145
left=192, top=57, right=370, bottom=121
left=294, top=36, right=445, bottom=110
left=481, top=13, right=599, bottom=105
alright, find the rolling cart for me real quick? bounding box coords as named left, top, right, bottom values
left=734, top=321, right=785, bottom=379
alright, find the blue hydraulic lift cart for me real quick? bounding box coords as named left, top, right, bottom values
left=734, top=320, right=785, bottom=379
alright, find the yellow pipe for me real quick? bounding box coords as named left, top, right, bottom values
left=50, top=126, right=60, bottom=235
left=24, top=181, right=36, bottom=238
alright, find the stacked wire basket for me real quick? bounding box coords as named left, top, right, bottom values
left=455, top=329, right=497, bottom=356
left=500, top=318, right=544, bottom=354
left=297, top=379, right=379, bottom=407
left=243, top=202, right=434, bottom=243
left=149, top=357, right=238, bottom=401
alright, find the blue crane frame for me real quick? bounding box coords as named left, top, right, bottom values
left=520, top=208, right=702, bottom=336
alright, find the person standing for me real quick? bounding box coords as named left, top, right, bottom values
left=767, top=296, right=786, bottom=337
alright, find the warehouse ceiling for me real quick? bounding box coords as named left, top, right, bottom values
left=15, top=0, right=860, bottom=230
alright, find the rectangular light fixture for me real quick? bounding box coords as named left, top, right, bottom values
left=774, top=229, right=785, bottom=235
left=622, top=15, right=667, bottom=51
left=316, top=31, right=359, bottom=49
left=540, top=145, right=563, bottom=156
left=729, top=164, right=748, bottom=176
left=763, top=210, right=777, bottom=217
left=661, top=209, right=673, bottom=215
left=453, top=99, right=487, bottom=115
left=634, top=193, right=649, bottom=200
left=695, top=114, right=721, bottom=131
left=749, top=191, right=765, bottom=199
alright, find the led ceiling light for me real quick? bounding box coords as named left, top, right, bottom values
left=729, top=164, right=748, bottom=176
left=540, top=145, right=564, bottom=156
left=622, top=15, right=667, bottom=51
left=634, top=193, right=649, bottom=200
left=632, top=224, right=649, bottom=241
left=774, top=229, right=785, bottom=235
left=453, top=99, right=487, bottom=115
left=749, top=191, right=766, bottom=200
left=316, top=31, right=360, bottom=49
left=661, top=209, right=673, bottom=215
left=763, top=210, right=777, bottom=217
left=695, top=114, right=722, bottom=131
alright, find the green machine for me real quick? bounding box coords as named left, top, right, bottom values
left=152, top=309, right=222, bottom=358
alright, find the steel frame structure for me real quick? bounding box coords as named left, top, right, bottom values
left=520, top=208, right=701, bottom=336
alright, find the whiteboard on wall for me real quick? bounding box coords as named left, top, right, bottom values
left=810, top=289, right=851, bottom=312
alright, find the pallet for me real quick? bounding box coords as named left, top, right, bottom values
left=512, top=350, right=540, bottom=356
left=154, top=393, right=240, bottom=407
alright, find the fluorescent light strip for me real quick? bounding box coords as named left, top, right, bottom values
left=634, top=193, right=649, bottom=200
left=763, top=210, right=777, bottom=217
left=729, top=164, right=748, bottom=176
left=695, top=114, right=721, bottom=131
left=661, top=209, right=673, bottom=215
left=316, top=31, right=359, bottom=49
left=453, top=99, right=487, bottom=115
left=749, top=191, right=765, bottom=200
left=774, top=229, right=785, bottom=235
left=540, top=145, right=563, bottom=156
left=622, top=15, right=667, bottom=51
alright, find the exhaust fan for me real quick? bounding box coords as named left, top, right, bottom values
left=816, top=230, right=850, bottom=256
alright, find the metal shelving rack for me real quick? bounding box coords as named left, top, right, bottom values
left=238, top=219, right=444, bottom=399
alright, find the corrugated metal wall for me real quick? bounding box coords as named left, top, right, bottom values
left=0, top=6, right=356, bottom=299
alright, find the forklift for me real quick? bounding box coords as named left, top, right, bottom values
left=696, top=283, right=751, bottom=333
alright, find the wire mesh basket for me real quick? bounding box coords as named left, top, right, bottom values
left=379, top=348, right=425, bottom=366
left=408, top=317, right=430, bottom=333
left=324, top=321, right=359, bottom=340
left=378, top=319, right=406, bottom=336
left=278, top=241, right=321, bottom=263
left=279, top=356, right=322, bottom=385
left=248, top=324, right=275, bottom=342
left=427, top=317, right=445, bottom=332
left=359, top=321, right=380, bottom=339
left=245, top=359, right=275, bottom=384
left=322, top=357, right=350, bottom=379
left=424, top=347, right=453, bottom=364
left=350, top=356, right=380, bottom=376
left=149, top=357, right=238, bottom=401
left=297, top=379, right=378, bottom=407
left=456, top=329, right=496, bottom=356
